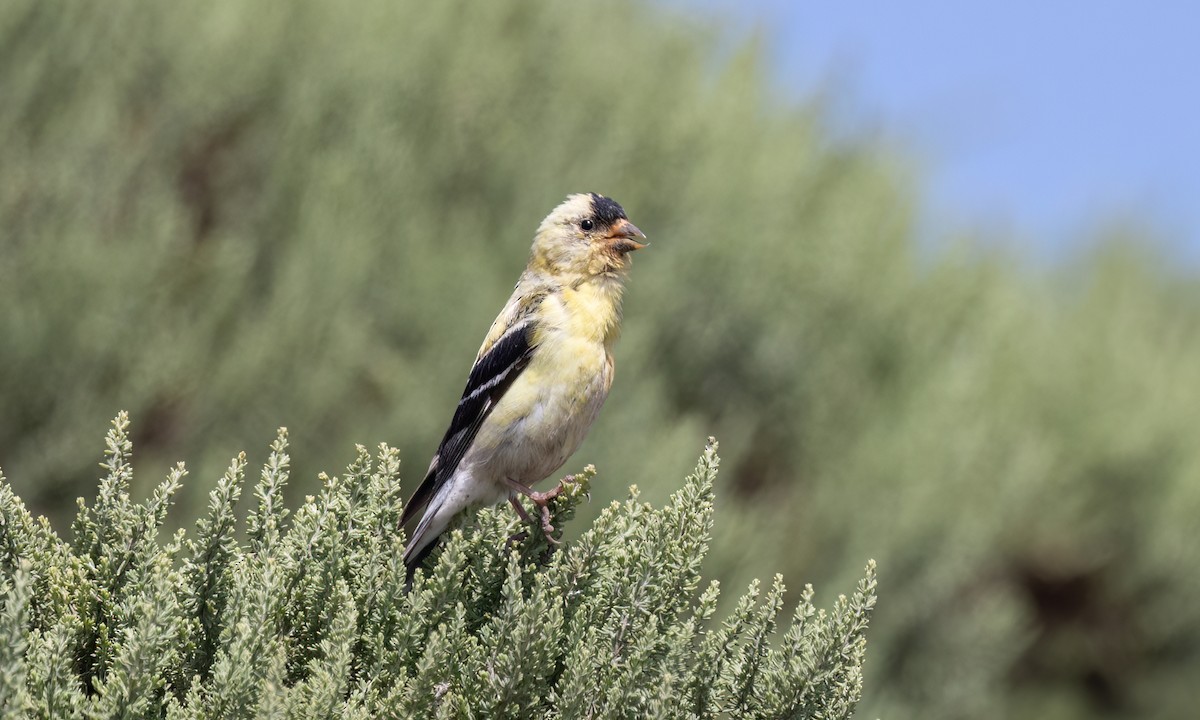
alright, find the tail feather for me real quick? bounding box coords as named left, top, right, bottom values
left=402, top=537, right=439, bottom=590
left=402, top=466, right=501, bottom=588
left=402, top=494, right=447, bottom=573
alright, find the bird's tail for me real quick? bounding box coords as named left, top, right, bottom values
left=402, top=493, right=452, bottom=585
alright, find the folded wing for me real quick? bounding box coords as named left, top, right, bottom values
left=400, top=307, right=540, bottom=526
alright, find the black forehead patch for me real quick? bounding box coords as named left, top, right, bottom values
left=589, top=193, right=627, bottom=227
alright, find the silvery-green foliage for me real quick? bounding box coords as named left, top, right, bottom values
left=0, top=415, right=876, bottom=718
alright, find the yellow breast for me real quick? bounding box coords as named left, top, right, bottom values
left=471, top=276, right=623, bottom=478
left=547, top=274, right=625, bottom=348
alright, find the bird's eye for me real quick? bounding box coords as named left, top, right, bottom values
left=580, top=218, right=595, bottom=231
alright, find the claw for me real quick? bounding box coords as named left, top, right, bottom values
left=504, top=476, right=573, bottom=545
left=539, top=505, right=561, bottom=545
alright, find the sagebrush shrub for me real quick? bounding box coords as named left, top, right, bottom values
left=0, top=414, right=876, bottom=718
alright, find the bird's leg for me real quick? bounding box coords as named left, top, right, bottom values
left=503, top=476, right=573, bottom=544
left=505, top=497, right=533, bottom=545
left=508, top=496, right=536, bottom=524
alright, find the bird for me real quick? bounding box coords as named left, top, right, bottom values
left=401, top=193, right=646, bottom=575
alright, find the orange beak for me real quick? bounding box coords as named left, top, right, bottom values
left=608, top=218, right=647, bottom=252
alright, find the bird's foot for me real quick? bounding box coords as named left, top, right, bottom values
left=525, top=475, right=571, bottom=507
left=508, top=496, right=556, bottom=544
left=506, top=476, right=575, bottom=546
left=537, top=505, right=560, bottom=544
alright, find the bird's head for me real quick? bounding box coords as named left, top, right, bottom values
left=530, top=193, right=646, bottom=277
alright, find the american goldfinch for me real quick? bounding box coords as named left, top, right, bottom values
left=401, top=193, right=646, bottom=573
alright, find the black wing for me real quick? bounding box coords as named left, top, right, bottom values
left=401, top=318, right=537, bottom=525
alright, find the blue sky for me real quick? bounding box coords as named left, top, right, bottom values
left=668, top=0, right=1200, bottom=260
